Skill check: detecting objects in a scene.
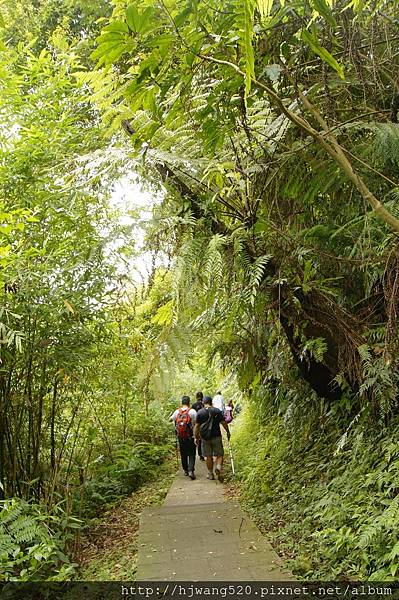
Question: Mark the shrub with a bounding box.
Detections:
[234,400,399,579]
[0,497,80,581]
[81,439,172,513]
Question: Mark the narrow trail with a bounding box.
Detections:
[136,461,292,581]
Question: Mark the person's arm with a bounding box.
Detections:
[189,409,197,436]
[194,422,200,444]
[194,411,203,444]
[221,420,230,439]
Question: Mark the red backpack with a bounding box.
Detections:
[175,408,192,439]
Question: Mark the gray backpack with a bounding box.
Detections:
[200,412,214,440]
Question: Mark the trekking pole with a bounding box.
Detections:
[227,439,235,476]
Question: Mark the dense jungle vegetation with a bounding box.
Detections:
[1,0,399,583]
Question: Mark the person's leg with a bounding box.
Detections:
[178,438,189,474]
[198,442,204,460]
[213,437,225,482]
[215,456,223,469]
[206,455,214,478]
[188,453,195,475]
[202,440,215,479]
[188,439,196,478]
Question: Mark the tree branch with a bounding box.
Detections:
[198,53,399,234]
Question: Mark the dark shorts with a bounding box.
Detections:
[202,436,224,457]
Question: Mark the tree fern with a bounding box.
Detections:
[0,531,18,560]
[0,499,24,525]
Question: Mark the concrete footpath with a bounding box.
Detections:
[136,460,292,581]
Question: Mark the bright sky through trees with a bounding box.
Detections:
[108,176,164,283]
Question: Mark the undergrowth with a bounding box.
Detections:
[234,400,399,580]
[1,411,174,582]
[0,498,80,581]
[76,459,175,580]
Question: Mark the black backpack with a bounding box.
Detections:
[200,410,214,440]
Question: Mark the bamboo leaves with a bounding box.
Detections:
[301,29,344,79]
[257,0,274,19]
[237,0,256,97]
[311,0,336,27]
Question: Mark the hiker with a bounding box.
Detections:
[191,391,205,461]
[191,390,204,412]
[224,399,234,424]
[212,390,225,415]
[171,396,197,480]
[194,396,230,482]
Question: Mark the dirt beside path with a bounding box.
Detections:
[76,462,175,580]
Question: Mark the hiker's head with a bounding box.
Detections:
[181,395,190,406]
[203,396,212,406]
[217,391,221,395]
[195,391,204,401]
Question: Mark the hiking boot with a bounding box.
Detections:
[189,471,196,480]
[216,468,224,483]
[184,471,189,476]
[207,472,215,480]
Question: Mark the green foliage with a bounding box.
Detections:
[2,0,399,583]
[235,396,399,579]
[373,124,399,171]
[237,0,256,97]
[81,416,173,514]
[0,7,176,584]
[84,0,399,423]
[301,29,344,79]
[0,498,79,581]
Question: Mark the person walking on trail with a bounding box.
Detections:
[194,396,230,482]
[224,399,234,424]
[212,391,225,415]
[191,391,205,461]
[191,390,204,414]
[171,396,197,480]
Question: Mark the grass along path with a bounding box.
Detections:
[75,461,175,580]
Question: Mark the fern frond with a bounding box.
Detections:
[8,516,41,543]
[373,123,399,170]
[358,496,399,549]
[0,500,24,525]
[235,0,256,97]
